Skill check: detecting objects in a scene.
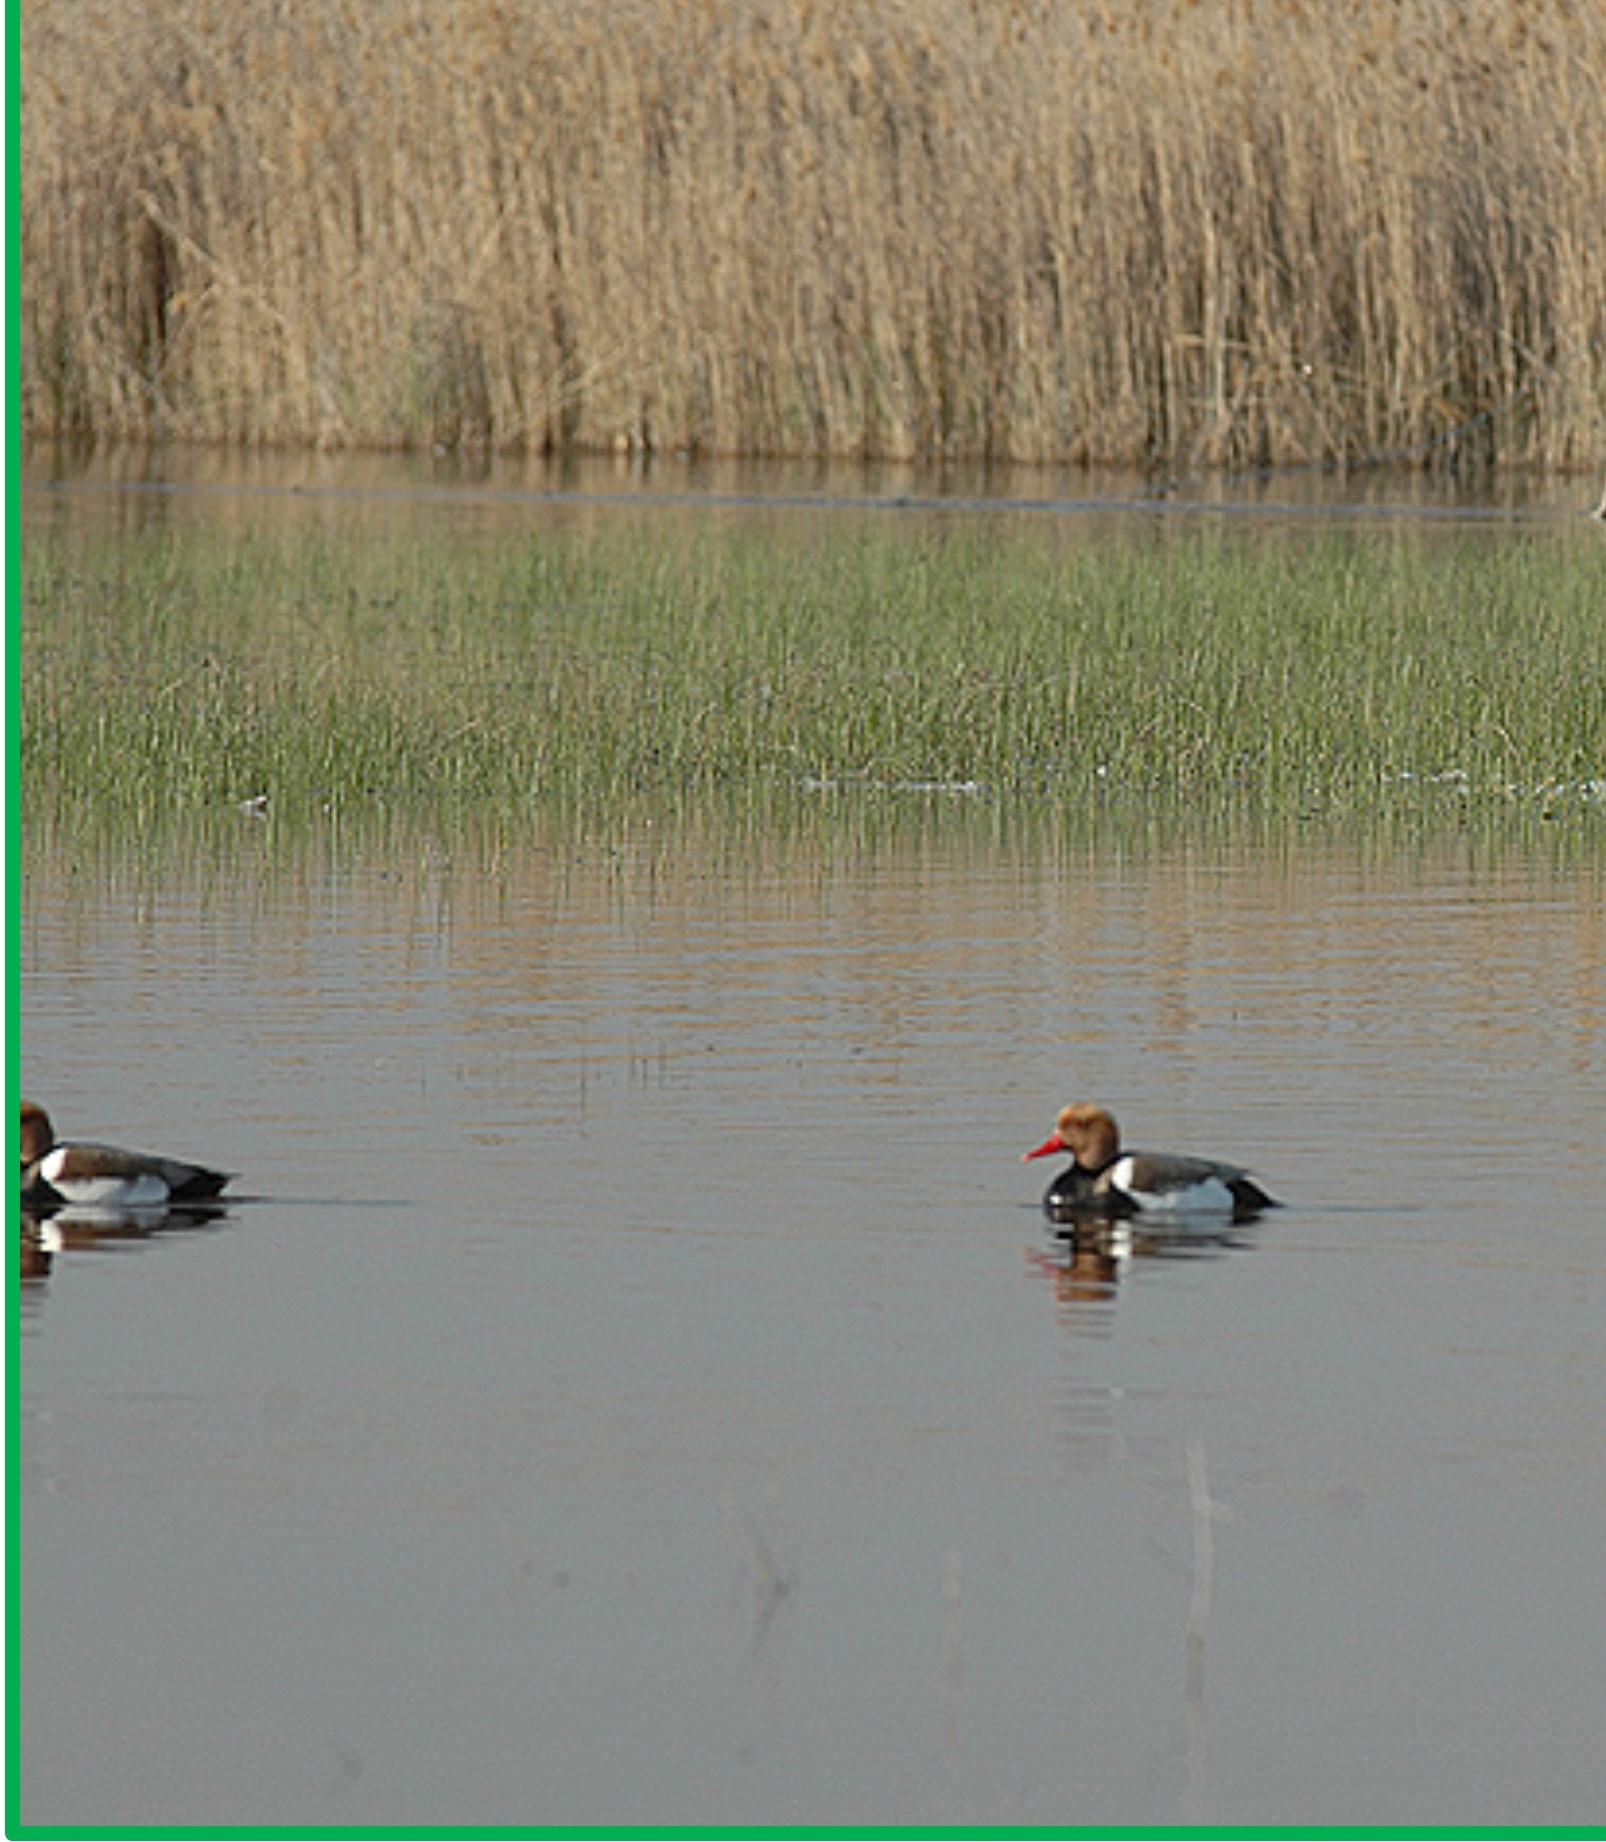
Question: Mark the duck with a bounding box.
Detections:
[19,1100,234,1214]
[1023,1102,1277,1224]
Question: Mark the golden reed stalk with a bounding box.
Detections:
[19,0,1606,467]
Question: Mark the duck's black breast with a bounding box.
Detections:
[1041,1161,1136,1224]
[20,1163,64,1211]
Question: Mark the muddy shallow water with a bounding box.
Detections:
[16,811,1606,1826]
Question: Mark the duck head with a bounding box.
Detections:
[1022,1103,1121,1172]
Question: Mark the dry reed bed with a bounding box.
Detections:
[20,0,1606,466]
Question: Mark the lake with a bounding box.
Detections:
[14,451,1606,1826]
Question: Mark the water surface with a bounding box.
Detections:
[17,814,1606,1826]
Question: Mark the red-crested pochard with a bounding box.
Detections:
[1023,1103,1277,1224]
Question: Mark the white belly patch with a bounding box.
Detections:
[1112,1157,1235,1215]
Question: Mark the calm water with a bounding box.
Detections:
[16,813,1606,1827]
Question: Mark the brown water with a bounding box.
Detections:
[16,810,1606,1826]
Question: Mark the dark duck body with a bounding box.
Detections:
[1023,1103,1277,1225]
[20,1100,233,1213]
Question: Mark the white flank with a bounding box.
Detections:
[40,1148,170,1209]
[1111,1157,1236,1215]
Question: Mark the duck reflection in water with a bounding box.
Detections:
[19,1214,60,1283]
[18,1195,231,1283]
[1029,1214,1261,1309]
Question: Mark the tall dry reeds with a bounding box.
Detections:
[19,0,1606,467]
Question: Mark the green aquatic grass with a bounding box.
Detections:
[18,519,1606,837]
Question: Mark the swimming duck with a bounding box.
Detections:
[1023,1102,1277,1224]
[19,1100,233,1213]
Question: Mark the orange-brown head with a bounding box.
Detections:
[19,1101,55,1169]
[1022,1103,1122,1172]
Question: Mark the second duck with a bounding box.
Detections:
[1023,1102,1277,1225]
